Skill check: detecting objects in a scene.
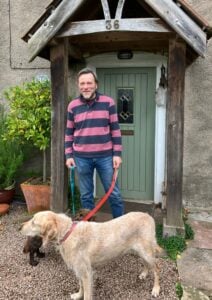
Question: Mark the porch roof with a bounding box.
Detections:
[22,0,212,62]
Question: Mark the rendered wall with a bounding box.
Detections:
[0,0,51,93]
[183,1,212,210]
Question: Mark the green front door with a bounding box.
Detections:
[97,68,156,201]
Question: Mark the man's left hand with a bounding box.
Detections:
[113,156,122,169]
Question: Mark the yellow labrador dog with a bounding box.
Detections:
[21,211,161,299]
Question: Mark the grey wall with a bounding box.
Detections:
[183,1,212,210]
[0,0,211,210]
[0,0,50,94]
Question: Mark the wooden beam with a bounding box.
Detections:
[115,0,126,19]
[100,0,111,19]
[68,43,83,60]
[28,0,86,62]
[50,39,69,213]
[57,18,172,37]
[70,31,172,43]
[164,38,186,235]
[68,32,170,57]
[143,0,207,57]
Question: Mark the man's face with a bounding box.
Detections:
[78,73,97,100]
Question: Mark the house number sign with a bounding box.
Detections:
[105,19,120,30]
[101,0,125,30]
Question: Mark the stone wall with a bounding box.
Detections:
[0,0,51,93]
[183,1,212,210]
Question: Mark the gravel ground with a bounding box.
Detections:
[0,204,179,300]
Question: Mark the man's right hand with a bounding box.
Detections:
[66,158,76,168]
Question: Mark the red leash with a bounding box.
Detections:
[82,168,118,221]
[59,168,118,244]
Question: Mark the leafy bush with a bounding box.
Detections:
[0,105,23,189]
[176,282,183,299]
[185,222,194,240]
[3,79,51,183]
[156,224,186,260]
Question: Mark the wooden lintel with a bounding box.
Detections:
[57,18,172,38]
[69,37,170,57]
[115,0,126,19]
[28,0,86,62]
[143,0,207,57]
[165,38,186,229]
[50,39,69,213]
[49,38,60,46]
[68,43,83,60]
[100,0,111,20]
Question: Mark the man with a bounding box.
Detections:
[65,67,124,218]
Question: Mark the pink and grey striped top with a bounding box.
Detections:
[65,93,122,159]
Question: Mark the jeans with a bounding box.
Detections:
[74,156,124,218]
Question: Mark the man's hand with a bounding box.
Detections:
[113,156,122,169]
[66,158,76,168]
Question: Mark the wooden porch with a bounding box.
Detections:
[22,0,211,235]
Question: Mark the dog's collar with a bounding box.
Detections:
[59,221,78,244]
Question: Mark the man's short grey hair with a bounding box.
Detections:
[77,68,98,83]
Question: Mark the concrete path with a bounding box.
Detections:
[177,211,212,300]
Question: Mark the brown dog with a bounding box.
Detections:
[23,236,45,266]
[21,211,162,298]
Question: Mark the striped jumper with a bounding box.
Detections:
[65,93,122,159]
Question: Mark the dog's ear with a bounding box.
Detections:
[41,220,57,247]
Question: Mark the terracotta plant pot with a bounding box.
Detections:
[0,188,15,204]
[21,181,50,213]
[0,203,10,215]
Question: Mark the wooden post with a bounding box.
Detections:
[163,37,186,236]
[50,39,69,212]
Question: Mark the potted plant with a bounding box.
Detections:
[0,104,24,205]
[3,78,51,213]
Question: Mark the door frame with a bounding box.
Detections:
[86,52,167,204]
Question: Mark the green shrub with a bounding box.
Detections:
[0,104,23,189]
[3,79,51,183]
[176,282,183,299]
[156,221,194,261]
[156,224,186,260]
[185,222,194,240]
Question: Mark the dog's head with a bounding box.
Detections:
[20,211,58,247]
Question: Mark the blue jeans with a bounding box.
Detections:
[74,156,124,218]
